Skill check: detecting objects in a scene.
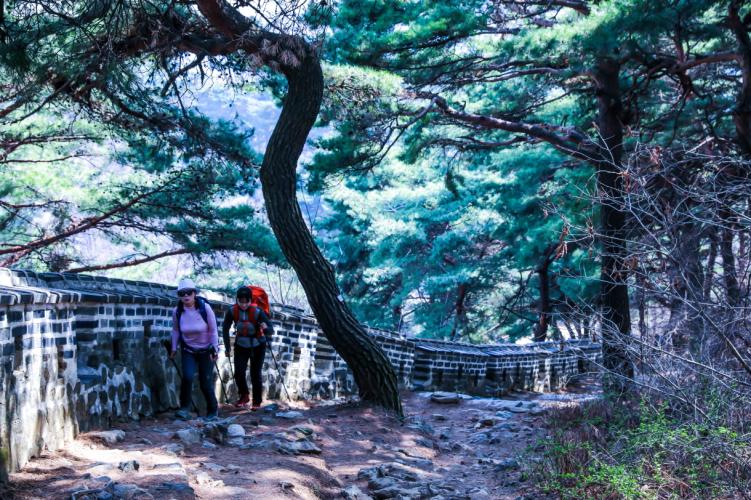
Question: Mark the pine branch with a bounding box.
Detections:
[67,248,192,273]
[423,92,602,163]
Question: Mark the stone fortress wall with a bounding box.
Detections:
[0,268,602,480]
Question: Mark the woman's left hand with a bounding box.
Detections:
[210,353,218,361]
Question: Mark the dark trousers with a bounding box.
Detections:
[180,348,218,415]
[234,342,266,405]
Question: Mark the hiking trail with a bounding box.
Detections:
[4,380,599,500]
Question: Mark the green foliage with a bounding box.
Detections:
[534,398,751,498]
[0,104,282,272]
[305,0,743,343]
[1,0,746,346]
[0,1,287,274]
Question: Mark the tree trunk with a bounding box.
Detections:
[720,221,741,307]
[729,0,751,155]
[666,222,704,351]
[637,273,647,341]
[703,229,718,302]
[726,1,750,305]
[449,283,468,341]
[260,55,402,415]
[594,58,634,382]
[534,244,556,342]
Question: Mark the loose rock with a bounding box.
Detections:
[195,471,222,486]
[466,486,491,498]
[276,411,304,419]
[175,428,201,445]
[227,437,244,447]
[415,437,433,448]
[201,462,226,473]
[508,406,528,413]
[111,482,150,499]
[226,424,245,438]
[371,485,421,499]
[496,458,519,471]
[430,392,460,404]
[479,417,495,427]
[263,403,280,413]
[241,439,274,451]
[342,485,373,499]
[279,480,295,490]
[405,420,434,435]
[89,430,126,445]
[276,439,322,455]
[151,463,183,472]
[367,477,396,491]
[154,482,194,496]
[290,425,315,436]
[160,443,184,456]
[117,460,139,473]
[87,463,116,476]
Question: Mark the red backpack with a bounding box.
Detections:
[231,285,270,338]
[245,285,270,315]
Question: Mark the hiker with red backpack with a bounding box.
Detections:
[170,278,220,421]
[222,285,274,410]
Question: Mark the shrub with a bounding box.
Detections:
[532,396,751,499]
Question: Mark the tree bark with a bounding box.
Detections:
[666,222,705,351]
[720,221,741,307]
[534,244,556,342]
[594,58,635,383]
[726,0,750,304]
[729,0,751,155]
[259,55,403,415]
[703,229,718,302]
[449,283,468,341]
[191,0,403,415]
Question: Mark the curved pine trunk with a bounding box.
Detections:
[260,56,403,415]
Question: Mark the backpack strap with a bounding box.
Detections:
[175,302,184,348]
[251,306,262,338]
[196,297,209,325]
[232,304,259,337]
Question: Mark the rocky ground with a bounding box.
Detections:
[3,380,600,499]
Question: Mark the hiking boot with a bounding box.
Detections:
[203,411,219,422]
[234,394,250,408]
[175,408,192,421]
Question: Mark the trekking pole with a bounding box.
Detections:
[268,345,292,401]
[162,340,197,412]
[227,352,236,382]
[213,357,230,404]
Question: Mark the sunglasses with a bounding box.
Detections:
[177,290,195,297]
[237,295,251,302]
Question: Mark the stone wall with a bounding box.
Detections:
[0,268,601,480]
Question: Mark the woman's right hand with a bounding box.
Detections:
[169,350,177,360]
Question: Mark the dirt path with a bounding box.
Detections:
[4,382,600,499]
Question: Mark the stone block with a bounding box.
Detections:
[8,311,23,322]
[74,320,98,330]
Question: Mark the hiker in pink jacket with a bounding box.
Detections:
[170,278,220,421]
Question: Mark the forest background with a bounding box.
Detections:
[1,0,751,497]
